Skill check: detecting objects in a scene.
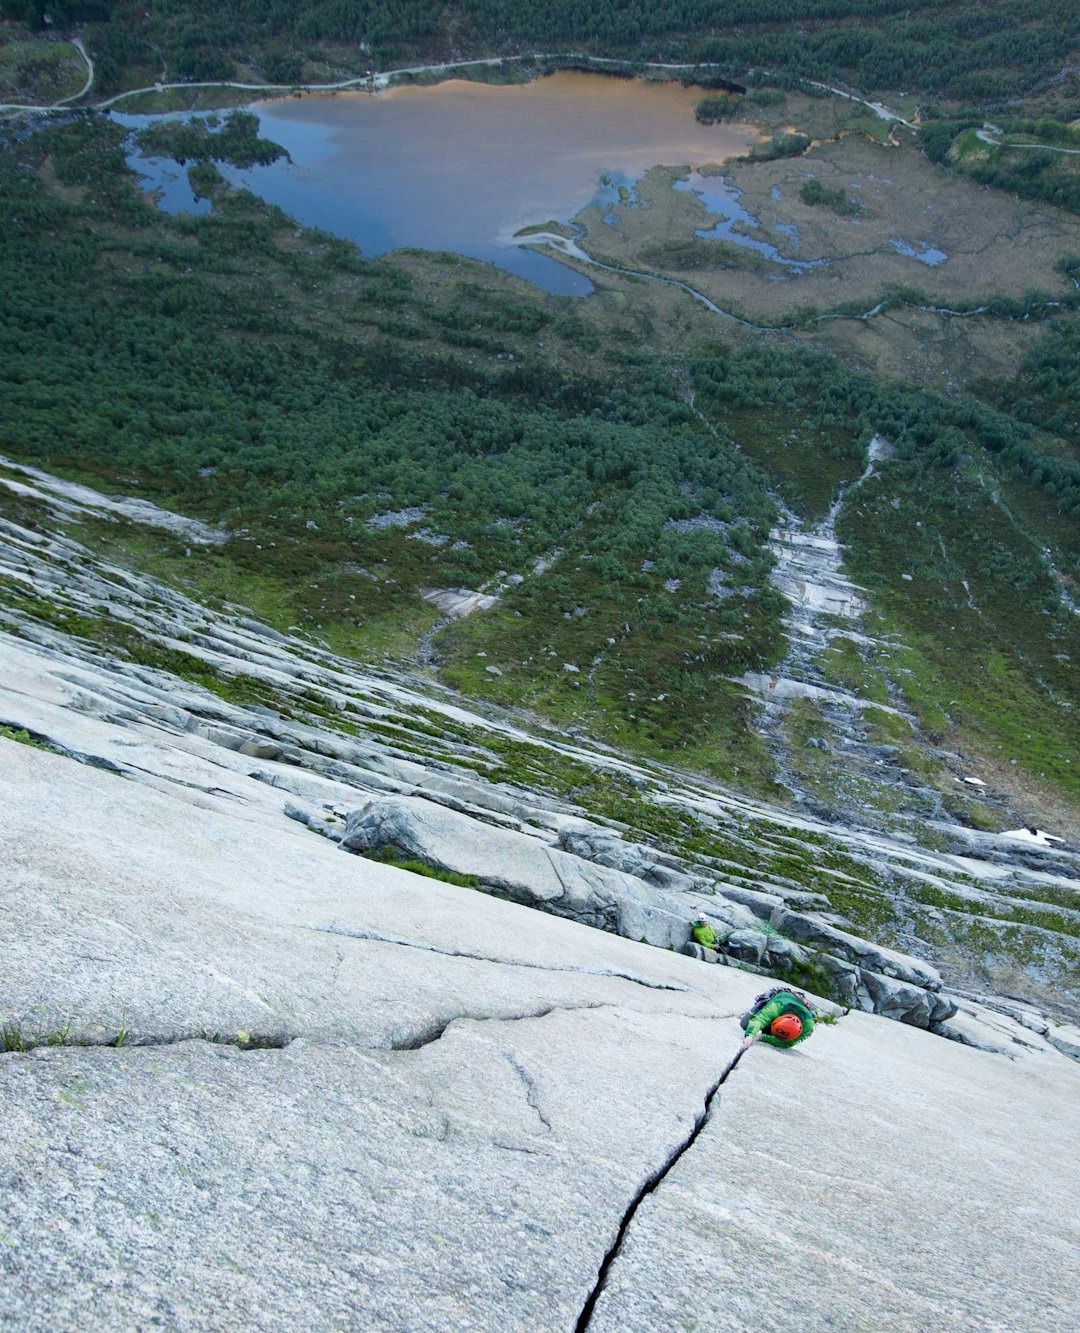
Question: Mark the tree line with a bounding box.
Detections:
[5,0,1073,102]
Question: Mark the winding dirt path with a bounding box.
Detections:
[57,37,94,106]
[1,45,914,125]
[976,127,1080,156]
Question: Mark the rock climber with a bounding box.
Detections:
[691,916,719,950]
[740,986,816,1050]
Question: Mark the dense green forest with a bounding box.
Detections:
[922,118,1080,215]
[3,0,1078,103]
[133,110,286,167]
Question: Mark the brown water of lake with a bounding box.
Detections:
[205,73,757,293]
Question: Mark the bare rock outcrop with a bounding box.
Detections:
[340,795,694,949]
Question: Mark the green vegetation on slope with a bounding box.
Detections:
[2,109,1078,814]
[0,34,86,102]
[838,456,1080,800]
[0,116,789,779]
[923,118,1080,216]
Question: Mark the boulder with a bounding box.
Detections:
[770,907,943,991]
[814,954,872,1011]
[283,801,342,842]
[722,929,768,966]
[761,935,811,970]
[239,737,283,760]
[1047,1024,1080,1063]
[681,942,721,964]
[414,771,533,821]
[860,970,939,1027]
[195,725,246,752]
[824,961,956,1028]
[929,992,959,1025]
[557,828,700,894]
[714,883,783,920]
[340,796,691,949]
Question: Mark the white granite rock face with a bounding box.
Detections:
[340,794,696,948]
[2,744,1079,1332]
[587,1012,1080,1333]
[2,478,1076,1028]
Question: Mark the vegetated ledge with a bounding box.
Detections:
[0,1024,295,1055]
[1,465,1076,1047]
[0,1000,656,1061]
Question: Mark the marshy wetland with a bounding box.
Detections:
[122,71,1080,393]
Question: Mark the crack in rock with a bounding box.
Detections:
[388,1002,612,1052]
[298,923,692,993]
[507,1053,553,1132]
[575,1043,750,1331]
[0,1030,296,1057]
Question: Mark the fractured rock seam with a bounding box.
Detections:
[0,1031,296,1057]
[507,1053,553,1132]
[2,1003,627,1062]
[387,1002,612,1052]
[299,923,693,992]
[575,1043,750,1331]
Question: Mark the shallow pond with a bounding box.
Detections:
[117,72,756,295]
[675,172,824,275]
[889,238,948,266]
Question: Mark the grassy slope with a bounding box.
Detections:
[0,36,84,103]
[1,107,1078,823]
[839,456,1080,811]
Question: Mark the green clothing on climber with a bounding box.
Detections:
[743,990,816,1048]
[691,920,719,950]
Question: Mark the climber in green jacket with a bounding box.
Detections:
[740,987,816,1050]
[691,916,719,950]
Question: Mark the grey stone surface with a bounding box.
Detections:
[935,996,1060,1057]
[1047,1023,1080,1062]
[588,1013,1080,1333]
[1,745,730,1052]
[0,1011,727,1333]
[0,743,757,1331]
[4,744,1076,1333]
[340,795,693,949]
[0,544,1076,1333]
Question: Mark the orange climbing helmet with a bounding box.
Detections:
[770,1014,804,1042]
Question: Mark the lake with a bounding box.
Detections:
[118,72,757,294]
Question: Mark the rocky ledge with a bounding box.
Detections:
[1,463,1077,1045]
